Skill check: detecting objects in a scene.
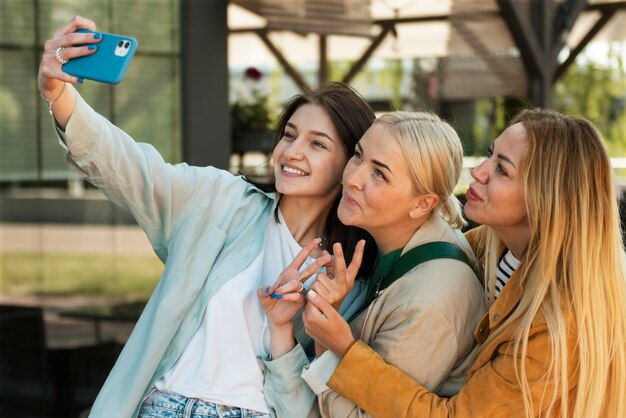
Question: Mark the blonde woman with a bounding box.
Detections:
[259,112,487,417]
[306,109,626,418]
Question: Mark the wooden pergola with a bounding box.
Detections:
[180,0,626,168]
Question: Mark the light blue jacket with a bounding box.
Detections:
[58,94,278,418]
[57,93,367,418]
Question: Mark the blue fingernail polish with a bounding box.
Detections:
[276,295,283,300]
[77,77,84,83]
[88,44,97,50]
[94,33,101,39]
[270,292,276,298]
[265,287,270,294]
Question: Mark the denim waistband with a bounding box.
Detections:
[139,390,270,418]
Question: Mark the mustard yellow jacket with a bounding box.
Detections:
[327,226,579,418]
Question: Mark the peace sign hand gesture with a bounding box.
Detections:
[257,238,332,329]
[309,240,365,311]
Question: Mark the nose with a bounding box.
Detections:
[343,159,364,191]
[283,138,305,160]
[470,160,489,184]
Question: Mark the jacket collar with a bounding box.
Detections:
[401,214,455,255]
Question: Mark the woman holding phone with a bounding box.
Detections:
[305,109,626,418]
[38,16,376,418]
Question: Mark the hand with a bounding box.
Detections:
[258,238,332,330]
[303,290,355,358]
[38,16,101,99]
[309,240,364,311]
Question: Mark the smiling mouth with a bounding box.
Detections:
[281,165,309,176]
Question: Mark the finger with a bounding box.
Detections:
[308,290,341,320]
[53,16,97,38]
[273,293,305,303]
[257,286,278,313]
[296,252,332,283]
[345,240,365,287]
[322,250,336,277]
[39,57,84,85]
[257,285,273,298]
[309,279,331,298]
[55,43,99,64]
[302,299,321,325]
[274,280,304,296]
[332,243,348,283]
[288,238,322,271]
[311,272,335,291]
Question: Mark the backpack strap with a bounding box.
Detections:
[350,241,475,323]
[379,241,474,294]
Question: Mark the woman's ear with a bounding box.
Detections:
[409,194,439,220]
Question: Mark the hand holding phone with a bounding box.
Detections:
[62,29,137,84]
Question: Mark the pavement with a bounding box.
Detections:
[0,223,153,255]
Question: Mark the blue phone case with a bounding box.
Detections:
[62,29,137,84]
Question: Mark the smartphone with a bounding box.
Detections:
[62,29,138,84]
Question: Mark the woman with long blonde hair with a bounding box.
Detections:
[304,108,626,417]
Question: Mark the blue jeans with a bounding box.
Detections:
[138,390,271,418]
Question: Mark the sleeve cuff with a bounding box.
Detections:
[263,343,310,390]
[301,350,341,395]
[327,340,373,391]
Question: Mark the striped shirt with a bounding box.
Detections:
[495,250,520,299]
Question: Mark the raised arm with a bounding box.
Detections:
[37,17,239,253]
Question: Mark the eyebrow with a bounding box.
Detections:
[497,153,516,168]
[357,143,393,174]
[490,142,516,168]
[286,122,334,142]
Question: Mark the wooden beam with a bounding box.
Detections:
[497,0,546,79]
[550,0,587,63]
[452,19,515,84]
[256,31,312,93]
[342,25,392,84]
[586,1,626,12]
[554,10,617,81]
[319,34,328,85]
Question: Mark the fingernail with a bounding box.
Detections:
[270,292,276,298]
[309,290,317,298]
[275,295,283,300]
[88,44,97,50]
[77,77,84,83]
[94,33,101,39]
[265,287,270,294]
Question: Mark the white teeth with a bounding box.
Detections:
[282,166,308,176]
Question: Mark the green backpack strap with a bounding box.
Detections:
[376,241,474,297]
[350,241,475,323]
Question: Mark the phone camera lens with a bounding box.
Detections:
[124,41,130,49]
[118,41,124,47]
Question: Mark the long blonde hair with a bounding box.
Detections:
[375,111,465,228]
[480,109,626,417]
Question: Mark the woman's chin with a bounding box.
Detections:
[338,206,359,227]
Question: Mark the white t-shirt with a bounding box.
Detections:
[155,210,316,412]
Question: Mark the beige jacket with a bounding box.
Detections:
[262,214,487,418]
